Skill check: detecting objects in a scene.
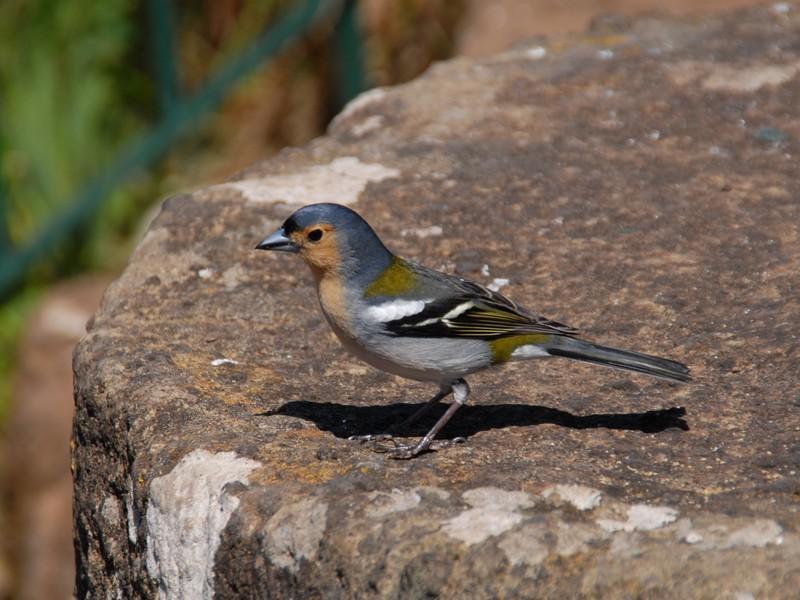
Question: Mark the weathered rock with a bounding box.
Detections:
[74,3,800,598]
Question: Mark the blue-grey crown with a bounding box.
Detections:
[282,203,368,236]
[283,203,393,281]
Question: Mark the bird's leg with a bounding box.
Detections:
[383,379,469,460]
[348,384,452,445]
[390,383,453,433]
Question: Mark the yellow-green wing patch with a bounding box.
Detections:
[489,334,551,363]
[364,257,417,297]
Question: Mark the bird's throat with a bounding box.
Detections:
[315,269,351,331]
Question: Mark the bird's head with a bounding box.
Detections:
[256,203,392,279]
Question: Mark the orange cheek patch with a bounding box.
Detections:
[298,227,341,272]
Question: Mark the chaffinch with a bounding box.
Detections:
[256,203,690,459]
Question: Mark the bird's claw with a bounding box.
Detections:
[430,437,466,450]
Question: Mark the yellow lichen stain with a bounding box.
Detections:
[546,39,572,55]
[586,34,630,48]
[255,456,350,485]
[171,351,280,406]
[242,429,357,485]
[699,486,727,497]
[291,428,327,441]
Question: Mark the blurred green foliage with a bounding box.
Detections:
[0,0,466,419]
[0,0,159,272]
[0,0,156,416]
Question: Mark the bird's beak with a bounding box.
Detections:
[255,228,299,253]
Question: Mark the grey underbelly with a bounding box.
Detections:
[328,319,491,383]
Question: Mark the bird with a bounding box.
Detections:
[256,202,690,459]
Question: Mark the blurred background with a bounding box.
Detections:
[0,0,763,597]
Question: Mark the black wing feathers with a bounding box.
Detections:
[382,274,578,340]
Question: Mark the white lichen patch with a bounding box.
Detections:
[401,225,443,238]
[145,450,260,599]
[498,524,549,566]
[525,46,547,60]
[555,522,600,557]
[221,264,247,289]
[722,519,783,549]
[668,59,800,92]
[101,495,122,525]
[333,87,388,124]
[127,478,138,544]
[443,487,534,545]
[351,114,384,138]
[703,64,800,92]
[487,278,509,292]
[702,62,799,92]
[609,532,643,558]
[627,504,679,530]
[597,504,678,533]
[542,484,602,511]
[265,497,328,573]
[211,358,239,366]
[684,531,704,545]
[365,489,421,519]
[223,157,400,206]
[415,486,451,501]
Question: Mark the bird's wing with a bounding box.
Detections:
[378,262,579,339]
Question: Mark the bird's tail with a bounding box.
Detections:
[546,337,691,383]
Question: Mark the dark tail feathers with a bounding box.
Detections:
[546,337,691,383]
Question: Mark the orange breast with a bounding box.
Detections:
[316,271,350,331]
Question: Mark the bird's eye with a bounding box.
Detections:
[307,229,323,242]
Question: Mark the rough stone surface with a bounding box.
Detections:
[74,3,800,598]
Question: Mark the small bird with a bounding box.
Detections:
[256,203,690,459]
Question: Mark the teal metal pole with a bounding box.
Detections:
[147,0,180,116]
[0,168,10,255]
[0,136,9,254]
[331,0,368,110]
[0,0,338,300]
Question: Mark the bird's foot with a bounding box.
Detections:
[361,436,466,459]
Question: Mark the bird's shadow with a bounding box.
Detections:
[257,398,688,440]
